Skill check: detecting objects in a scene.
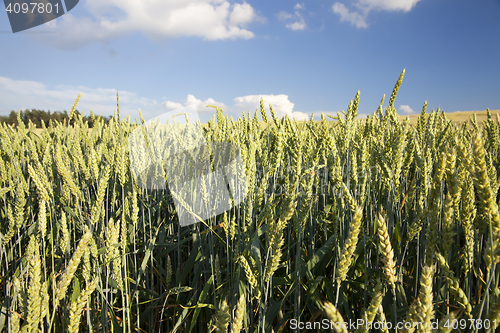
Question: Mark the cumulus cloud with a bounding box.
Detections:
[399,105,415,114]
[332,0,421,28]
[232,94,309,121]
[161,101,183,110]
[276,11,293,21]
[161,94,310,120]
[358,0,421,12]
[286,20,306,31]
[161,94,228,113]
[294,3,304,10]
[0,77,310,123]
[277,3,307,31]
[229,2,260,26]
[28,0,264,50]
[332,3,368,28]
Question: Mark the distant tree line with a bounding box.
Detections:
[0,109,113,128]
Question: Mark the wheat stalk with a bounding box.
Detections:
[337,207,363,283]
[435,252,472,318]
[55,231,92,307]
[213,299,231,333]
[416,265,435,333]
[230,293,246,333]
[67,278,97,333]
[376,213,397,289]
[323,302,348,333]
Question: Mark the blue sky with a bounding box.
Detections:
[1,0,499,123]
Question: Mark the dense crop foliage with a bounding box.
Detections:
[1,71,499,332]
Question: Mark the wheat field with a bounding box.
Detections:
[0,70,499,332]
[398,110,500,126]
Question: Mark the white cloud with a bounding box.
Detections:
[357,0,421,12]
[232,94,309,121]
[162,94,228,113]
[332,0,420,28]
[29,0,264,50]
[0,77,310,123]
[399,105,415,114]
[161,101,184,110]
[286,20,306,31]
[332,3,368,28]
[162,94,309,120]
[294,3,304,10]
[229,2,258,26]
[276,11,293,21]
[278,4,307,31]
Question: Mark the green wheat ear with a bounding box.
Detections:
[323,302,348,333]
[388,68,405,110]
[213,299,231,333]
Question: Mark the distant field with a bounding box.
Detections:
[276,109,500,127]
[398,109,500,125]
